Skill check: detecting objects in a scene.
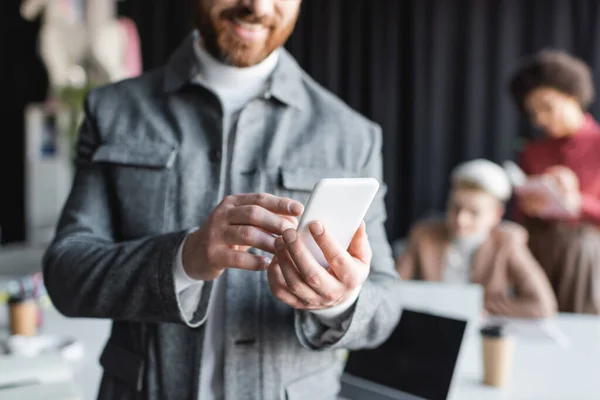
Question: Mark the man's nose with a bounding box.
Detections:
[242,0,275,16]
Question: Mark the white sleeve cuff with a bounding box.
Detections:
[173,232,203,291]
[173,231,205,322]
[309,285,362,324]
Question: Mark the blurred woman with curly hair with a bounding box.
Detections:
[509,49,600,314]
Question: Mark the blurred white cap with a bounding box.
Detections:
[451,159,512,202]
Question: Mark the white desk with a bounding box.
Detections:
[33,312,596,400]
[452,314,600,400]
[2,248,600,400]
[0,279,111,400]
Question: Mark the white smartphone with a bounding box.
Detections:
[297,178,380,267]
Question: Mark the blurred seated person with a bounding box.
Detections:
[397,159,557,318]
[509,50,600,314]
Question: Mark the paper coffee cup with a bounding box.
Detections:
[481,325,513,387]
[8,297,38,337]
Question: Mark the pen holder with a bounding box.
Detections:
[8,295,39,337]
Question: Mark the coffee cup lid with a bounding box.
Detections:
[480,324,506,337]
[7,292,35,305]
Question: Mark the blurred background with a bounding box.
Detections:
[4,0,600,244]
[2,1,600,399]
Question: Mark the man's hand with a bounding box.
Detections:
[182,193,304,281]
[484,296,511,316]
[267,220,371,310]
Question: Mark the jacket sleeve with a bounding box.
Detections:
[294,124,403,350]
[43,92,212,325]
[485,238,557,318]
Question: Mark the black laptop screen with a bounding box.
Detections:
[344,309,467,400]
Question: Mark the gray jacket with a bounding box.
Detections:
[44,33,403,400]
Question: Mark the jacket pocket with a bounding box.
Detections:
[284,365,342,400]
[92,142,176,169]
[99,340,145,391]
[275,166,356,205]
[92,142,177,238]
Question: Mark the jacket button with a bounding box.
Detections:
[209,149,222,163]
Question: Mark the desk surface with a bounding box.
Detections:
[2,254,600,400]
[0,292,111,399]
[12,309,600,400]
[452,313,600,400]
[0,246,111,399]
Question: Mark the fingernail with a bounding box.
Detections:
[309,221,324,236]
[289,202,304,215]
[283,229,297,244]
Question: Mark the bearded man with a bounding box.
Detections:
[43,1,403,399]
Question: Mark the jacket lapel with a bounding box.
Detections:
[420,222,450,281]
[419,222,496,284]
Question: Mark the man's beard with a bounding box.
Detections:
[197,4,298,67]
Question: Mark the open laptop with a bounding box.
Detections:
[339,372,427,400]
[344,281,483,400]
[395,281,483,334]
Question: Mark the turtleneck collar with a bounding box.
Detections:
[193,39,279,92]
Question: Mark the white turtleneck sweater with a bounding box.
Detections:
[172,41,360,400]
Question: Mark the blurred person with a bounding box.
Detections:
[509,50,600,314]
[41,1,402,399]
[397,159,557,318]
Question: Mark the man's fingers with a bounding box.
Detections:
[307,222,360,287]
[217,249,270,271]
[280,230,339,298]
[267,262,307,308]
[226,193,304,216]
[485,298,510,315]
[274,238,320,304]
[222,226,277,253]
[347,221,372,263]
[309,221,370,289]
[280,215,299,229]
[227,205,297,235]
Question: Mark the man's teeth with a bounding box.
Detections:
[234,18,265,31]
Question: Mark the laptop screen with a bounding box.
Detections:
[344,309,467,400]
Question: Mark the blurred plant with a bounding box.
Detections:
[54,83,94,161]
